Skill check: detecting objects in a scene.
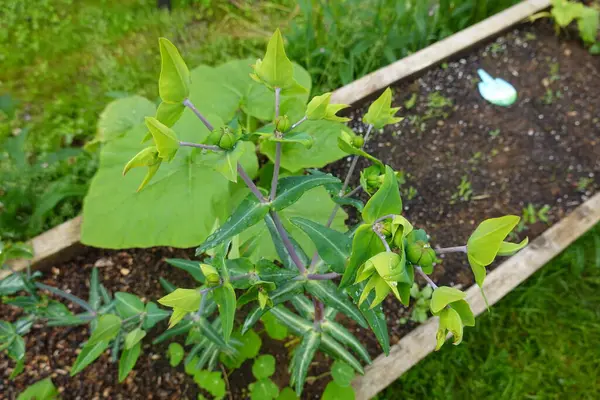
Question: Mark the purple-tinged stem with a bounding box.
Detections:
[373,227,392,253]
[435,245,467,254]
[307,273,341,281]
[269,88,283,201]
[179,141,222,151]
[183,99,213,131]
[374,214,397,224]
[416,266,438,289]
[237,163,266,203]
[270,211,306,274]
[289,115,307,131]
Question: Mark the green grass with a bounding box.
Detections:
[377,225,600,400]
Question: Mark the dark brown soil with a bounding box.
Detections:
[2,21,599,399]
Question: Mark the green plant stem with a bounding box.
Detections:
[183,99,214,131]
[270,211,307,274]
[373,226,392,253]
[435,245,467,254]
[179,141,222,152]
[416,266,438,289]
[289,115,307,131]
[307,273,341,280]
[313,296,325,328]
[121,312,144,325]
[270,88,283,201]
[237,163,266,203]
[344,185,362,198]
[229,273,251,282]
[35,282,96,315]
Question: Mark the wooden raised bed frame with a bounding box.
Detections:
[8,1,600,399]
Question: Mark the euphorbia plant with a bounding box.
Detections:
[0,29,528,397]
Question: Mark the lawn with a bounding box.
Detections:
[378,224,600,400]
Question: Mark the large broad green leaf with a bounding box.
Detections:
[213,283,236,343]
[260,120,349,172]
[82,121,258,248]
[118,342,141,382]
[362,166,402,224]
[291,217,350,273]
[253,354,276,379]
[240,187,347,263]
[290,331,321,396]
[90,95,156,148]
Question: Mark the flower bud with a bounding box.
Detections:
[406,241,436,273]
[352,135,364,148]
[275,115,290,132]
[218,127,237,150]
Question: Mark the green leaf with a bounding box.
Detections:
[497,237,529,256]
[7,335,25,362]
[363,88,402,129]
[263,214,309,270]
[321,320,371,364]
[347,282,390,355]
[305,280,367,328]
[152,320,193,344]
[323,381,356,400]
[125,328,146,350]
[118,342,141,383]
[167,342,184,367]
[260,120,349,172]
[81,110,258,249]
[340,224,386,288]
[253,354,276,379]
[450,300,475,327]
[362,166,402,224]
[195,317,231,350]
[158,288,201,312]
[17,377,59,400]
[250,378,280,400]
[165,258,205,283]
[277,387,299,400]
[252,29,296,89]
[551,0,584,27]
[196,194,270,255]
[220,328,262,368]
[337,131,383,168]
[306,92,331,120]
[143,302,170,330]
[291,217,350,273]
[195,370,226,398]
[145,117,178,162]
[436,307,464,349]
[0,274,29,296]
[267,131,313,149]
[268,306,313,336]
[261,312,289,340]
[467,215,520,285]
[331,360,355,387]
[291,331,321,396]
[590,42,600,54]
[156,101,186,127]
[272,174,340,211]
[115,292,144,319]
[578,7,600,44]
[88,95,156,149]
[213,142,245,182]
[430,286,466,313]
[320,333,364,374]
[158,37,190,103]
[241,186,347,265]
[70,340,109,376]
[213,283,236,342]
[88,314,121,346]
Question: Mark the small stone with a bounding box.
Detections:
[120,268,130,276]
[51,267,60,275]
[564,48,572,56]
[94,258,114,268]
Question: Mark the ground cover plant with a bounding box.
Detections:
[0,30,530,398]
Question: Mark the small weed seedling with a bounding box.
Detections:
[400,283,434,324]
[517,203,551,232]
[489,129,501,138]
[451,176,473,204]
[542,88,563,105]
[576,177,594,192]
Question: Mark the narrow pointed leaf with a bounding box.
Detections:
[305,280,367,328]
[291,331,321,395]
[88,314,121,346]
[115,292,144,319]
[89,268,101,311]
[272,174,340,211]
[70,341,109,376]
[213,283,236,343]
[165,258,205,283]
[348,282,390,355]
[321,320,371,364]
[264,214,309,270]
[269,305,312,335]
[196,195,270,255]
[118,342,141,382]
[291,217,350,273]
[125,328,146,350]
[362,166,402,224]
[496,237,528,256]
[152,320,193,344]
[320,333,364,374]
[268,132,313,149]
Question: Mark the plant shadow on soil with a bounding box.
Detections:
[1,20,599,399]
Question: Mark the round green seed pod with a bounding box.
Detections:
[219,130,237,150]
[352,135,364,148]
[275,115,290,132]
[205,129,222,146]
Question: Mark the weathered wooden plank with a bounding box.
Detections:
[353,192,600,400]
[2,216,83,280]
[331,0,551,105]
